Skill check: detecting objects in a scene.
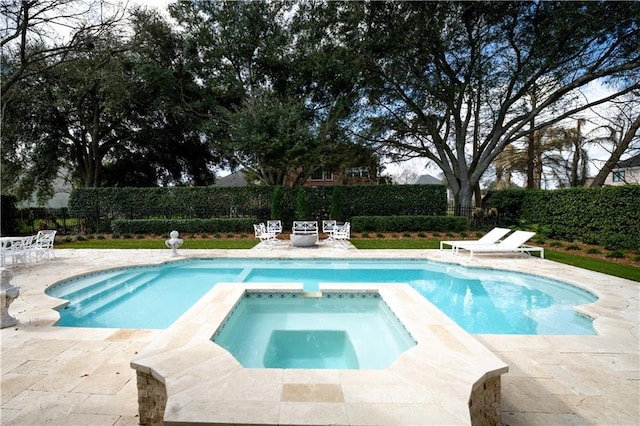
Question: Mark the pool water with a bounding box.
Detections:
[45,258,597,335]
[213,292,416,369]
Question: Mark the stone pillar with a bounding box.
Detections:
[0,268,19,328]
[469,375,502,426]
[136,370,167,425]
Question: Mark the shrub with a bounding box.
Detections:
[566,243,581,250]
[351,215,467,233]
[271,186,284,220]
[295,187,310,220]
[485,186,640,250]
[330,187,344,221]
[586,248,601,255]
[111,218,257,235]
[606,250,625,259]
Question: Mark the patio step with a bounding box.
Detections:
[65,272,160,317]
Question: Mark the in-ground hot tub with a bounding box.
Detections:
[131,283,508,425]
[212,292,416,369]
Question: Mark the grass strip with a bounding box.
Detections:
[350,239,439,249]
[545,250,640,282]
[56,239,257,249]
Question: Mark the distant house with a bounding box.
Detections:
[604,154,640,186]
[213,170,251,187]
[412,174,443,185]
[214,167,376,187]
[302,166,377,187]
[411,174,453,203]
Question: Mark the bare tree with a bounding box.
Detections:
[588,93,640,187]
[0,0,125,96]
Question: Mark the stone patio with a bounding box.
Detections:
[1,245,638,425]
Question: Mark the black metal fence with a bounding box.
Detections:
[15,208,72,235]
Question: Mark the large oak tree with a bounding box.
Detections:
[336,1,640,208]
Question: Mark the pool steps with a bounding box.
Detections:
[48,270,126,298]
[56,271,160,316]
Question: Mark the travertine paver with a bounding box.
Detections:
[1,245,639,425]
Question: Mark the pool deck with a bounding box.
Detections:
[1,242,638,425]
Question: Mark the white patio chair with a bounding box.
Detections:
[332,222,351,248]
[33,229,57,262]
[7,235,36,266]
[322,220,337,240]
[254,223,278,247]
[266,220,282,236]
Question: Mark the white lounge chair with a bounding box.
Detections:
[455,230,544,258]
[440,227,511,253]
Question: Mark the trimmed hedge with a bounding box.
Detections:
[351,215,467,233]
[69,185,447,233]
[484,186,640,250]
[111,218,257,235]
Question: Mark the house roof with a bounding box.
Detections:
[412,174,443,185]
[615,154,640,169]
[214,170,248,187]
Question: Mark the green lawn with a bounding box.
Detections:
[54,237,639,282]
[545,250,640,282]
[56,239,257,249]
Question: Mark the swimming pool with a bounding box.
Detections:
[45,258,597,334]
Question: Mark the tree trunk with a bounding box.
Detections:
[526,94,537,189]
[590,114,640,187]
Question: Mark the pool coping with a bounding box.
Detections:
[131,282,508,425]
